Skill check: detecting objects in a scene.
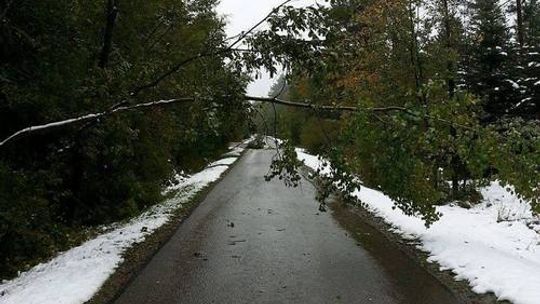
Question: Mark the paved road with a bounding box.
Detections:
[115,149,458,304]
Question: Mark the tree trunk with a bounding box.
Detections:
[407,1,423,102]
[441,0,460,198]
[516,0,524,47]
[98,0,119,68]
[450,126,459,197]
[442,0,455,99]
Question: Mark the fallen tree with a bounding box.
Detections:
[0,94,478,148]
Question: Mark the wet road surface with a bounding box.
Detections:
[114,149,459,304]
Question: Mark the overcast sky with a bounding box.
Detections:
[216,0,318,96]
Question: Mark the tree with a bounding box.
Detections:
[513,0,540,118]
[523,0,540,45]
[465,0,517,121]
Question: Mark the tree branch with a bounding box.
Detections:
[0,94,476,148]
[0,98,194,147]
[245,95,408,113]
[129,0,294,97]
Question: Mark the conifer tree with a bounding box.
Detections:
[465,0,517,121]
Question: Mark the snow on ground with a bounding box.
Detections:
[0,143,249,304]
[297,148,540,304]
[263,136,283,148]
[212,157,238,166]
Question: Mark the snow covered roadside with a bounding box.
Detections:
[0,144,248,304]
[296,148,540,304]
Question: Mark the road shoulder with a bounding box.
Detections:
[329,200,506,304]
[299,161,506,304]
[86,148,248,304]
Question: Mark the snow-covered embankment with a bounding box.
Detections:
[297,148,540,304]
[0,144,247,304]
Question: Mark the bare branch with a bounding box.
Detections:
[246,95,408,113]
[225,0,293,49]
[1,0,13,20]
[0,94,476,148]
[0,98,194,147]
[205,164,230,169]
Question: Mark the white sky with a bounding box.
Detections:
[216,0,318,96]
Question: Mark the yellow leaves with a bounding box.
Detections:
[334,69,380,93]
[353,0,409,32]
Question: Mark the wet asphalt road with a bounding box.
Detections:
[114,149,459,304]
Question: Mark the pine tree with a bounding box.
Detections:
[514,0,540,118]
[465,0,518,121]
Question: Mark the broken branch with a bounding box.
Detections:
[0,94,474,148]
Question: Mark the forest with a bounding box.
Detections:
[1,0,539,283]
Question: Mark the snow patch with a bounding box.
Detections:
[505,79,520,89]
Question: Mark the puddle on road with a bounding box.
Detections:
[331,201,461,304]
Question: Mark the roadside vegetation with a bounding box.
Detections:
[254,0,539,224]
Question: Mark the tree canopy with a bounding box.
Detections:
[249,0,539,223]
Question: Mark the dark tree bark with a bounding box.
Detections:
[516,0,524,47]
[407,2,422,102]
[442,0,456,100]
[98,0,119,68]
[441,0,460,197]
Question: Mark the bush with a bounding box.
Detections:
[0,164,69,277]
